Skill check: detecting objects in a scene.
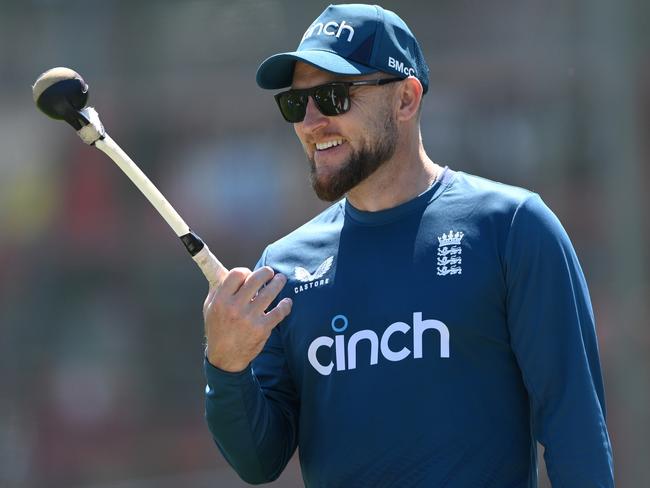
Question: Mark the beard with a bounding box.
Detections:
[308,111,398,202]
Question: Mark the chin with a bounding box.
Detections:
[313,164,343,183]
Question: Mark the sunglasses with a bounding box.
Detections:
[274,77,404,123]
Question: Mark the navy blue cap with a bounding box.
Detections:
[256,4,429,94]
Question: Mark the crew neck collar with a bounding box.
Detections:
[344,166,453,225]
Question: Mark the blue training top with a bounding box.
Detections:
[204,168,614,487]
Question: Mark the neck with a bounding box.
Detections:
[346,130,439,212]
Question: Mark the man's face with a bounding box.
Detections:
[291,62,399,202]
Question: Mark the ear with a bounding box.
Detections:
[395,76,423,122]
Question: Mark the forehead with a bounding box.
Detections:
[291,61,378,89]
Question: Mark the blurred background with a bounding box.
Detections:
[0,0,648,486]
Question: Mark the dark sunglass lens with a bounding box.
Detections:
[278,91,307,122]
[314,84,350,116]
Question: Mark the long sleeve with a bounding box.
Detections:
[204,250,299,484]
[504,194,614,486]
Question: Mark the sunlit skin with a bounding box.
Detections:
[292,61,441,211]
[203,64,441,373]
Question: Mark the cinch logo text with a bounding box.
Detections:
[307,312,450,376]
[302,20,355,42]
[388,56,416,76]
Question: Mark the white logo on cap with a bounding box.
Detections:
[388,56,416,76]
[302,20,355,42]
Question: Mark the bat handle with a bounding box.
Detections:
[193,245,228,288]
[180,232,228,288]
[91,130,229,288]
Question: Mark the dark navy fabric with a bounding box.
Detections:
[205,168,614,487]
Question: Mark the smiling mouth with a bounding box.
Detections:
[315,138,345,151]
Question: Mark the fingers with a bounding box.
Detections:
[203,268,248,316]
[238,266,276,302]
[205,265,291,322]
[202,265,293,372]
[250,272,288,312]
[217,267,254,296]
[262,298,293,329]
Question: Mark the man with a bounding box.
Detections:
[202,4,614,487]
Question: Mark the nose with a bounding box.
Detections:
[300,96,328,131]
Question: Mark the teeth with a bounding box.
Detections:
[316,139,344,151]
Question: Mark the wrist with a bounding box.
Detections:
[206,350,250,373]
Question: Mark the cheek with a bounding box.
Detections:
[369,106,395,138]
[294,126,310,150]
[350,120,378,149]
[352,99,393,141]
[293,124,303,141]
